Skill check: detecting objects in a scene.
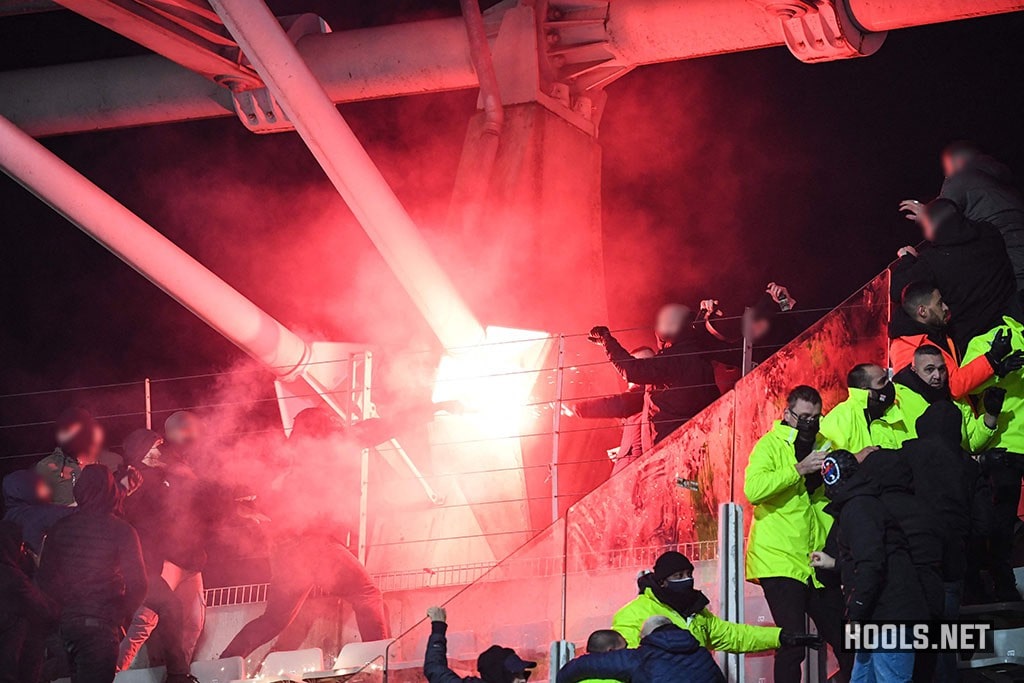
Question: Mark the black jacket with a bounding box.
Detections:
[890,202,1016,353]
[941,155,1024,288]
[2,469,73,555]
[825,467,929,622]
[557,626,725,683]
[603,333,720,443]
[0,521,57,633]
[36,465,147,625]
[855,451,945,617]
[424,621,513,683]
[898,403,974,582]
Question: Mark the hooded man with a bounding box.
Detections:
[820,364,912,453]
[220,407,388,664]
[892,198,1017,353]
[2,469,73,556]
[744,385,852,683]
[962,315,1024,601]
[611,551,816,653]
[0,520,58,683]
[35,408,123,506]
[902,142,1024,289]
[889,282,1022,399]
[115,429,201,680]
[424,606,536,683]
[822,450,928,683]
[37,464,147,683]
[556,616,724,683]
[588,304,720,446]
[892,344,1002,452]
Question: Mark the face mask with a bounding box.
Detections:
[794,415,820,438]
[664,577,695,594]
[867,380,896,418]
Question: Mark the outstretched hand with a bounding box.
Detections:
[587,326,611,345]
[426,606,447,624]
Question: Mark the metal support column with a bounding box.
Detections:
[718,502,746,683]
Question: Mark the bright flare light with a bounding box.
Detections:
[432,326,552,437]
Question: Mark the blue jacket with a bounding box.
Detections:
[557,626,725,683]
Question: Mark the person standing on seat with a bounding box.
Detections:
[744,386,852,683]
[611,551,818,654]
[424,606,536,683]
[587,304,720,446]
[37,465,148,683]
[902,141,1024,290]
[820,364,912,452]
[556,616,725,683]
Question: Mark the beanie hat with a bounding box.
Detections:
[653,551,695,582]
[822,450,859,499]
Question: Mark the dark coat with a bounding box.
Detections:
[0,521,57,631]
[941,154,1024,288]
[1,470,73,554]
[557,626,725,683]
[574,386,646,457]
[890,201,1016,353]
[825,468,930,622]
[424,622,526,683]
[603,333,720,443]
[855,451,945,617]
[36,465,147,625]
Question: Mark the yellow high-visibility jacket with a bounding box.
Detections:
[893,382,995,453]
[612,588,781,652]
[819,387,913,453]
[744,421,832,586]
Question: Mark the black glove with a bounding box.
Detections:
[984,387,1007,416]
[778,630,824,650]
[988,329,1013,363]
[991,350,1024,378]
[587,326,611,345]
[978,448,1009,474]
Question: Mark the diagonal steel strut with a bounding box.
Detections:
[210,0,485,353]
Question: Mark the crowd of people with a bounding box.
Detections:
[2,141,1023,683]
[421,141,1024,683]
[0,406,388,683]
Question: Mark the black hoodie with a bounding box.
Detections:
[825,462,929,622]
[36,465,147,625]
[0,520,57,631]
[941,154,1024,288]
[890,199,1016,353]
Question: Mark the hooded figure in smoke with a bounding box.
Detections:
[219,406,388,664]
[588,304,720,445]
[37,465,148,683]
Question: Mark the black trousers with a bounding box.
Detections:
[988,457,1023,600]
[61,617,121,683]
[760,576,853,683]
